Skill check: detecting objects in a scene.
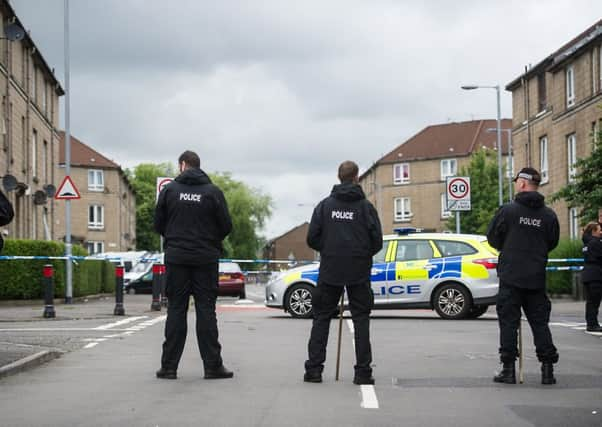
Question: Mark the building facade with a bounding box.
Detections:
[359,119,511,234]
[54,133,136,254]
[263,222,317,264]
[0,0,64,242]
[506,19,602,238]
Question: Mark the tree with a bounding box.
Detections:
[126,163,176,251]
[445,148,508,234]
[127,164,272,258]
[552,126,602,224]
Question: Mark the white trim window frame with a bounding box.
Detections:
[440,158,457,181]
[599,44,602,93]
[88,169,104,192]
[569,207,579,240]
[31,129,38,178]
[86,241,104,255]
[567,133,577,183]
[566,65,575,108]
[440,193,452,219]
[539,136,549,184]
[394,197,412,222]
[88,204,104,230]
[393,163,410,185]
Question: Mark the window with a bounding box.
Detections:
[373,242,388,264]
[42,141,48,182]
[539,136,549,184]
[567,133,577,182]
[566,65,575,108]
[88,169,104,191]
[88,205,104,230]
[394,197,412,221]
[537,73,547,112]
[41,80,47,114]
[395,240,433,261]
[569,208,579,240]
[393,163,410,184]
[86,241,105,255]
[440,158,457,180]
[32,66,37,102]
[592,50,597,95]
[31,129,38,178]
[600,44,602,93]
[440,193,452,219]
[434,240,477,257]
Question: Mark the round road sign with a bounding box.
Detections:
[447,177,470,200]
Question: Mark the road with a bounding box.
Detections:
[0,284,601,427]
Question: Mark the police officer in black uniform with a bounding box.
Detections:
[154,150,233,380]
[304,160,383,385]
[0,188,14,253]
[487,167,559,385]
[580,222,602,332]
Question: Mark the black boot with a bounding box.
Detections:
[493,362,516,384]
[156,367,177,379]
[204,365,234,379]
[541,363,556,385]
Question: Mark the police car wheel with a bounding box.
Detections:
[433,283,471,320]
[286,283,314,319]
[127,287,136,295]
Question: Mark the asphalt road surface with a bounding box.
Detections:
[0,284,601,427]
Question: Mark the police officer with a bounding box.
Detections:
[154,150,233,380]
[487,167,559,385]
[304,160,383,385]
[580,222,602,332]
[0,188,14,252]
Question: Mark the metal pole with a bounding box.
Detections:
[64,0,73,303]
[455,210,460,234]
[507,130,513,202]
[518,319,524,384]
[496,86,503,207]
[335,291,344,381]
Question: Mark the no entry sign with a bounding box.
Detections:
[446,176,471,211]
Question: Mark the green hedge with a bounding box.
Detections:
[0,240,115,300]
[547,238,584,295]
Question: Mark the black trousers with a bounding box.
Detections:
[160,263,223,371]
[496,282,558,364]
[305,281,374,377]
[583,282,602,328]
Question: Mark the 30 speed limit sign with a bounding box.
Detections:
[446,176,471,211]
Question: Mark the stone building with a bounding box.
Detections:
[263,222,317,265]
[506,19,602,238]
[0,0,64,241]
[359,119,511,234]
[54,132,136,254]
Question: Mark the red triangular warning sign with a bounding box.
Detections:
[55,176,81,200]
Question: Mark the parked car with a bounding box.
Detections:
[265,229,499,320]
[125,261,246,299]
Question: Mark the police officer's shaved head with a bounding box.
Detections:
[178,151,201,169]
[338,161,359,183]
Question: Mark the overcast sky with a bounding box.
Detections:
[12,0,602,239]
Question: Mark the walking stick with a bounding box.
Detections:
[335,291,345,381]
[518,315,524,384]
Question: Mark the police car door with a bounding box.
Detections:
[369,240,390,303]
[387,239,434,303]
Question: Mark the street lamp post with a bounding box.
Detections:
[461,85,503,207]
[487,128,513,202]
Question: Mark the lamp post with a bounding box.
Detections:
[461,85,503,207]
[487,128,513,202]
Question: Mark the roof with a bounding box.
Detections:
[506,18,602,90]
[267,222,309,244]
[360,119,512,180]
[58,132,119,168]
[1,0,64,95]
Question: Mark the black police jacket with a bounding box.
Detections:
[486,191,559,290]
[307,182,383,286]
[581,233,602,286]
[154,168,232,265]
[0,189,14,252]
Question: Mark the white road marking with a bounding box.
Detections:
[360,385,379,409]
[218,304,265,308]
[83,342,98,349]
[94,316,148,330]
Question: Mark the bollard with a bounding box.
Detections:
[42,264,56,318]
[151,264,163,311]
[114,266,125,316]
[160,265,168,307]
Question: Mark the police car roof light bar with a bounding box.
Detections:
[394,227,423,235]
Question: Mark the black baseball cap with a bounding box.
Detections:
[513,167,542,184]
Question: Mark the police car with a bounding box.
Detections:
[265,229,499,320]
